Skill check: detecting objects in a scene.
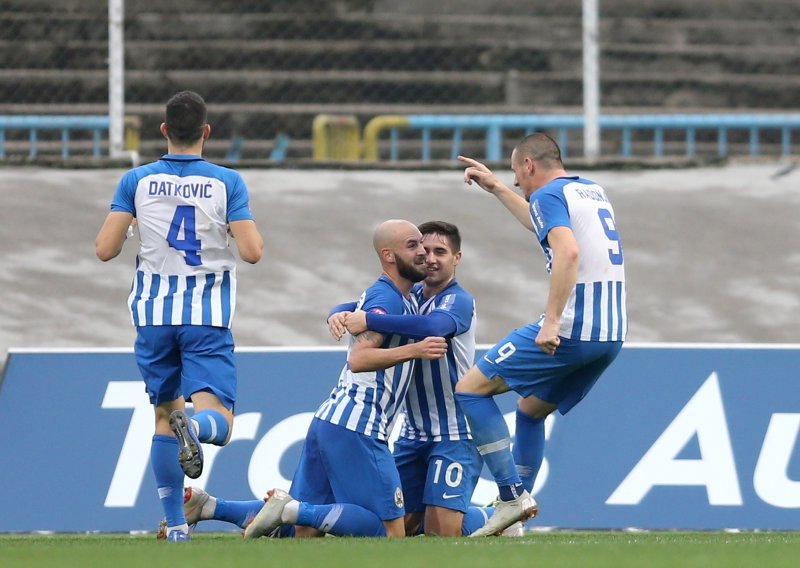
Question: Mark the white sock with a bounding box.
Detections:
[281,500,300,524]
[167,522,189,535]
[201,496,217,520]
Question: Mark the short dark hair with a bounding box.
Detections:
[418,220,461,252]
[514,132,563,169]
[165,91,207,145]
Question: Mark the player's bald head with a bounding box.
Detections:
[373,219,419,253]
[513,132,563,169]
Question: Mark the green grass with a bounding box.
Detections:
[1,532,799,568]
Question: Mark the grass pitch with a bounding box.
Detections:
[2,532,799,568]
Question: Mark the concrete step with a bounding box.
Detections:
[2,67,798,108]
[6,37,799,76]
[4,10,800,46]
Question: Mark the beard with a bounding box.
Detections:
[396,254,427,283]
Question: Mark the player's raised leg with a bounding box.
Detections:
[454,365,538,537]
[170,326,237,478]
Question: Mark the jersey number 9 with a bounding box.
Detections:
[597,208,623,266]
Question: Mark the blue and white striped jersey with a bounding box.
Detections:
[399,280,476,442]
[315,275,419,441]
[530,176,627,341]
[109,154,254,328]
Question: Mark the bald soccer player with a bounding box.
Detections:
[244,220,448,538]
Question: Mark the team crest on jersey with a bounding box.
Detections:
[394,487,404,508]
[369,307,387,315]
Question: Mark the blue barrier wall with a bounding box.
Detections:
[1,345,798,532]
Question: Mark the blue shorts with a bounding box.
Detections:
[290,418,405,521]
[477,324,622,414]
[134,325,236,410]
[393,437,482,514]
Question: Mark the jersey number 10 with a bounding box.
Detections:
[167,205,202,266]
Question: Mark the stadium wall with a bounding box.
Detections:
[1,344,798,532]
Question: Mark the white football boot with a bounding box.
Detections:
[242,489,295,539]
[470,490,538,537]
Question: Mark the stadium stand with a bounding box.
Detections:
[1,0,799,159]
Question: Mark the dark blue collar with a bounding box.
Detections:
[161,153,205,162]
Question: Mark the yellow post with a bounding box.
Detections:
[312,115,361,160]
[361,115,409,161]
[124,115,141,152]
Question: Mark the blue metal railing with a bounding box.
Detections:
[0,115,110,159]
[381,114,800,161]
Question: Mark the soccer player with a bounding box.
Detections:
[334,221,492,537]
[244,219,448,539]
[95,91,263,542]
[454,133,626,536]
[162,222,512,538]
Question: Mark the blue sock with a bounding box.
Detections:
[151,435,185,527]
[296,502,386,537]
[214,498,265,529]
[191,409,229,445]
[455,392,524,501]
[461,507,492,535]
[277,525,295,538]
[513,410,546,493]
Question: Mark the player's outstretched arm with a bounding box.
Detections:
[458,155,534,232]
[95,211,134,261]
[345,309,457,340]
[348,332,447,372]
[229,219,264,264]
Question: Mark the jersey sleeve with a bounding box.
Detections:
[365,311,457,340]
[110,170,138,215]
[530,188,571,245]
[360,284,404,316]
[226,172,255,222]
[431,291,474,335]
[328,301,358,319]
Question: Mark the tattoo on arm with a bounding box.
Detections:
[355,331,377,344]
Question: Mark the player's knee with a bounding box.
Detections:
[517,397,556,420]
[424,525,461,537]
[383,518,406,538]
[455,367,499,396]
[454,371,479,394]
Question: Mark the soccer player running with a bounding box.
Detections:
[95,91,263,542]
[333,221,500,537]
[244,219,448,538]
[454,133,626,537]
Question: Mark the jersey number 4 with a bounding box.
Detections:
[167,205,202,266]
[598,208,623,265]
